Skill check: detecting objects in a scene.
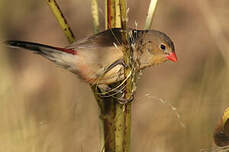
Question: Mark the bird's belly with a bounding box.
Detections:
[78,63,124,85]
[76,47,124,84]
[95,64,124,84]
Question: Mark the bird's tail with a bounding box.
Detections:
[6,40,77,70]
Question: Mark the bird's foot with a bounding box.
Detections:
[117,94,134,104]
[104,59,127,74]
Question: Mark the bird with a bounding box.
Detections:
[6,28,177,85]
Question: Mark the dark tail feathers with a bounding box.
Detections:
[5,40,77,70]
[6,40,76,55]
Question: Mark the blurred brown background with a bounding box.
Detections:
[0,0,229,151]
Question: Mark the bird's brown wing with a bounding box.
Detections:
[68,28,124,49]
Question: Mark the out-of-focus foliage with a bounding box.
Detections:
[0,0,229,152]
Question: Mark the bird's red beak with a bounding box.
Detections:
[166,52,177,62]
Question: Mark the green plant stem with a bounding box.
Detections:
[46,0,75,43]
[91,0,100,33]
[118,1,133,151]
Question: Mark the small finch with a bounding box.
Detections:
[6,28,177,85]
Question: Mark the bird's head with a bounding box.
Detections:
[136,30,177,69]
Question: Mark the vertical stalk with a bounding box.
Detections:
[92,0,133,152]
[105,0,121,29]
[46,0,75,43]
[91,0,100,33]
[144,0,158,30]
[118,1,133,151]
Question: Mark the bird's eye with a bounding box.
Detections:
[160,44,166,51]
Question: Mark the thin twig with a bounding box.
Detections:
[144,0,158,30]
[91,0,100,33]
[46,0,75,43]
